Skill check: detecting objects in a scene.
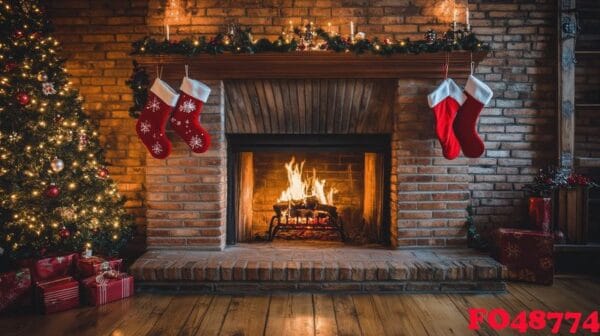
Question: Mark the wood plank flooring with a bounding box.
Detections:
[1,277,598,336]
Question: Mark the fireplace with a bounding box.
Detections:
[227,134,391,245]
[141,71,476,249]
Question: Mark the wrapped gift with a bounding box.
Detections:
[492,228,554,285]
[81,271,134,306]
[19,253,78,282]
[36,276,79,314]
[77,256,123,278]
[0,268,32,312]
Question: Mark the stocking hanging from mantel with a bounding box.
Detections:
[427,78,466,160]
[135,78,179,159]
[453,75,493,158]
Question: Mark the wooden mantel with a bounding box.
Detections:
[135,51,487,80]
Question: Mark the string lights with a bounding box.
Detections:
[0,0,133,260]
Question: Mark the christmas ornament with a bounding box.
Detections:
[135,78,179,159]
[78,133,89,147]
[4,61,18,72]
[55,207,76,220]
[425,30,437,44]
[37,72,48,81]
[50,157,64,172]
[59,227,70,239]
[171,76,211,153]
[97,167,109,179]
[44,184,60,198]
[427,78,466,160]
[16,92,30,105]
[453,75,493,158]
[13,30,24,39]
[42,82,56,95]
[354,32,366,40]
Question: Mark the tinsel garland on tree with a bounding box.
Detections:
[127,26,488,118]
[0,0,133,262]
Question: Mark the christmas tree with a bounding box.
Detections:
[0,0,132,262]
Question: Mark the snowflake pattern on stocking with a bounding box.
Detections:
[189,135,204,149]
[151,142,163,155]
[139,121,151,134]
[179,99,196,113]
[146,97,161,112]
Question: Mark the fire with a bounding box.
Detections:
[277,157,337,205]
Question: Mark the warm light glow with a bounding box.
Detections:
[277,157,337,205]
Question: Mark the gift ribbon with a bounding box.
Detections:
[93,271,130,305]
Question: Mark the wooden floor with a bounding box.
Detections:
[2,277,598,336]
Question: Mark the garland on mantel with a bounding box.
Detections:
[127,26,489,118]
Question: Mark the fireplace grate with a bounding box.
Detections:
[268,197,345,241]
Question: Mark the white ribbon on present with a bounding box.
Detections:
[93,271,130,305]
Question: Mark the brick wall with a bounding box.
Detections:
[47,0,558,248]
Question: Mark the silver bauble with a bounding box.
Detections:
[51,157,64,172]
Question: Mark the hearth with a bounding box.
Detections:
[227,134,390,245]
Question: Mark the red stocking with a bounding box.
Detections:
[427,79,466,160]
[136,78,179,159]
[171,77,211,153]
[453,75,493,158]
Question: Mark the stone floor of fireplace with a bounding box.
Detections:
[130,242,506,293]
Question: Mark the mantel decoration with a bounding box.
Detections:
[127,20,489,118]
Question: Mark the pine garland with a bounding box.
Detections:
[128,27,488,118]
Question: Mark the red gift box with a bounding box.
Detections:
[19,253,78,282]
[493,228,554,285]
[81,272,134,306]
[0,268,32,312]
[77,256,123,278]
[36,276,80,314]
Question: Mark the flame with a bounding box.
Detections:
[277,157,337,205]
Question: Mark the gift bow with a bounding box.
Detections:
[94,270,120,285]
[92,271,131,305]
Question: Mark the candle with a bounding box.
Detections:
[328,22,332,34]
[466,7,470,31]
[452,9,457,31]
[165,24,170,41]
[350,21,355,42]
[289,20,293,32]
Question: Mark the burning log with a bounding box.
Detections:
[268,157,344,241]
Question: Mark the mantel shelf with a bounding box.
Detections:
[135,51,488,80]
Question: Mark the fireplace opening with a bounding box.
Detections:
[227,134,391,246]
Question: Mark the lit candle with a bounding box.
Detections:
[165,24,170,41]
[289,20,293,32]
[350,21,355,42]
[466,7,470,31]
[452,9,457,31]
[328,22,332,34]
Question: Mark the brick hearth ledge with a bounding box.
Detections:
[130,242,506,293]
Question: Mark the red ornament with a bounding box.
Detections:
[16,92,30,106]
[13,30,24,39]
[4,62,17,72]
[97,167,109,179]
[59,227,70,239]
[44,184,60,198]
